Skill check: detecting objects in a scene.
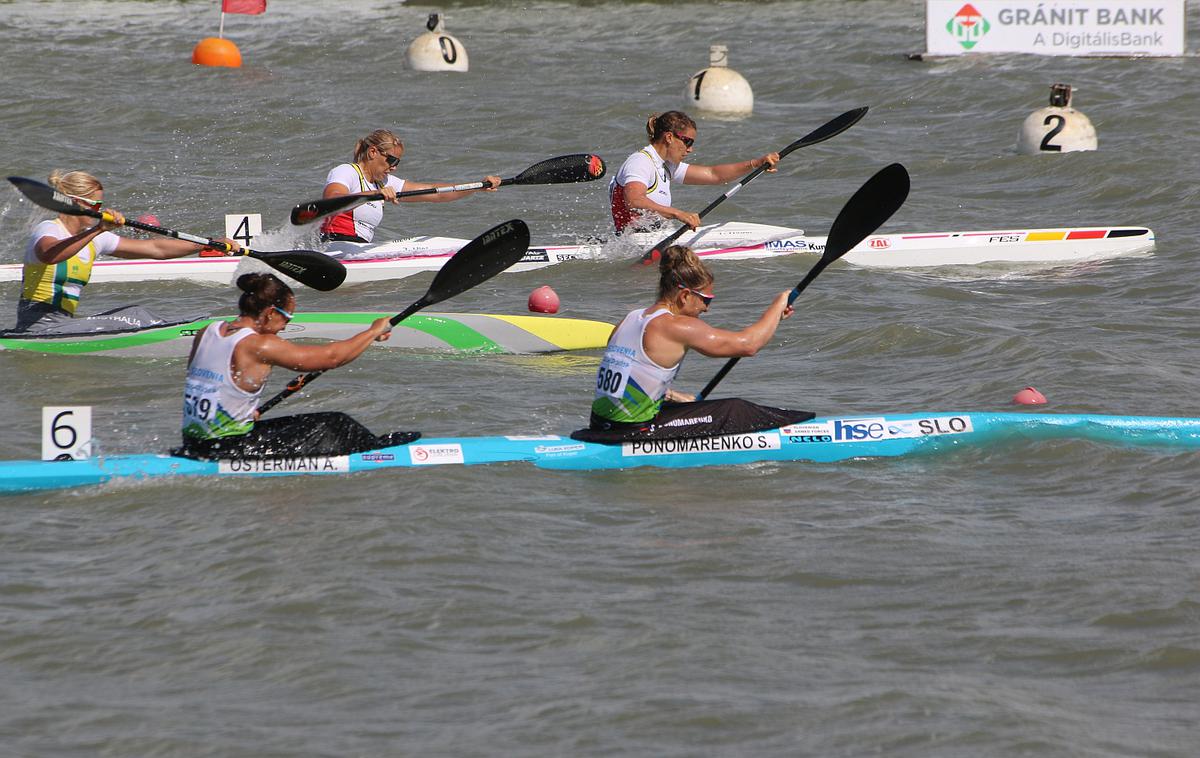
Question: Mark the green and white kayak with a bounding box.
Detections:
[0,312,614,356]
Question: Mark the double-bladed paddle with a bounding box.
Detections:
[7,176,347,291]
[695,162,911,401]
[637,106,869,265]
[289,153,607,225]
[256,218,532,416]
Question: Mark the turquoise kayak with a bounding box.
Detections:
[2,411,1198,495]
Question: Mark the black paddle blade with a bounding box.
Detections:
[511,154,606,185]
[824,162,910,262]
[290,194,366,226]
[250,249,348,291]
[419,219,530,309]
[8,176,95,217]
[780,107,869,159]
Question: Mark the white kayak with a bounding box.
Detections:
[0,221,1155,287]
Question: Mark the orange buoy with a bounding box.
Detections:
[192,37,242,68]
[1012,386,1047,405]
[528,286,560,314]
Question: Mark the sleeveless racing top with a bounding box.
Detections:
[319,163,406,242]
[21,219,120,315]
[609,146,689,233]
[590,307,682,423]
[182,323,261,440]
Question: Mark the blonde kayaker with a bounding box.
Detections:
[318,128,502,245]
[14,169,239,331]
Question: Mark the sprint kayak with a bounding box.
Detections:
[2,411,1196,495]
[0,222,1155,287]
[0,312,614,356]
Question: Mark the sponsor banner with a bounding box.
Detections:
[219,456,350,474]
[927,1,1186,57]
[408,443,465,465]
[622,432,782,457]
[782,416,976,444]
[534,443,587,456]
[505,435,563,441]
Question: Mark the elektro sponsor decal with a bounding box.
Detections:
[408,444,465,465]
[218,456,350,474]
[622,433,781,457]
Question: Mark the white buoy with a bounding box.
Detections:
[405,13,469,73]
[684,45,753,115]
[1017,83,1097,155]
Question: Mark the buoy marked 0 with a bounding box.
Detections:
[43,406,92,461]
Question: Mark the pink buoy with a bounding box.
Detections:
[1012,386,1047,405]
[136,214,160,227]
[528,286,560,314]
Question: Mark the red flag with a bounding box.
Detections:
[222,0,266,14]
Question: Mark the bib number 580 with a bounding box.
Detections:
[597,367,623,394]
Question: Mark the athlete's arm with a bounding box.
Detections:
[682,152,779,184]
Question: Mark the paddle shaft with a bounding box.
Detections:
[254,299,429,416]
[694,162,910,401]
[256,218,531,416]
[291,153,606,225]
[638,106,869,264]
[694,268,824,401]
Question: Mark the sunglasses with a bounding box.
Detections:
[272,304,295,322]
[67,194,104,210]
[679,285,714,306]
[377,147,400,167]
[671,132,695,148]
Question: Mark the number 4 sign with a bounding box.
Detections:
[42,406,92,461]
[225,213,262,249]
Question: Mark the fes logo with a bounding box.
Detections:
[946,3,990,50]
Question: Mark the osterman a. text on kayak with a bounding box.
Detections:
[574,244,813,443]
[609,110,779,234]
[318,129,501,247]
[173,272,417,460]
[10,169,240,332]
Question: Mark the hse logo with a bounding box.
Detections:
[946,3,990,50]
[831,416,975,442]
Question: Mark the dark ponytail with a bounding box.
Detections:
[235,272,293,317]
[656,245,712,301]
[645,111,697,142]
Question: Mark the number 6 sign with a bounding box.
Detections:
[42,406,92,461]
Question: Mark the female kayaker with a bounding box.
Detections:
[318,128,502,248]
[608,110,780,234]
[13,169,239,332]
[174,272,418,460]
[576,244,813,442]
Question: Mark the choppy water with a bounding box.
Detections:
[2,1,1199,755]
